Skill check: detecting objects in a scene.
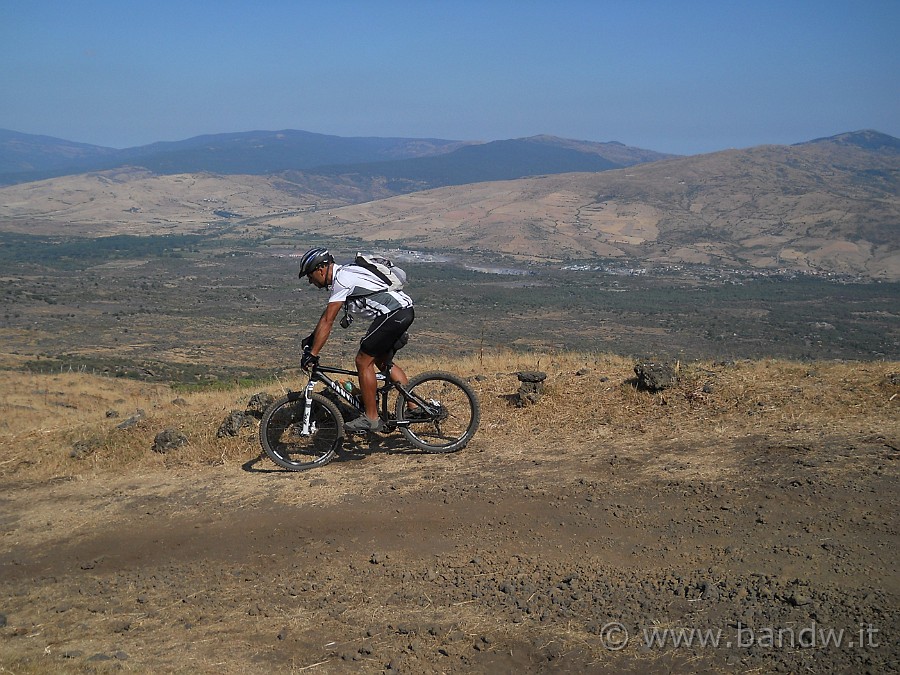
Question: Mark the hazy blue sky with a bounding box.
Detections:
[1,0,897,154]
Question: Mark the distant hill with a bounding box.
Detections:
[795,129,900,153]
[0,133,673,238]
[273,130,900,279]
[0,128,669,188]
[1,128,896,279]
[104,129,474,175]
[0,129,472,186]
[0,129,117,176]
[307,135,673,189]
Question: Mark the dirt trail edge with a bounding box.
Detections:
[2,417,897,674]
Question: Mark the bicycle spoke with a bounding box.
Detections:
[260,394,343,470]
[397,371,480,453]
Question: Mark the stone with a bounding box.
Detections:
[217,410,254,437]
[634,362,677,391]
[245,392,275,418]
[515,371,547,406]
[71,436,103,459]
[152,428,188,454]
[115,409,146,430]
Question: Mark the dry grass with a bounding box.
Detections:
[0,352,898,674]
[1,351,897,483]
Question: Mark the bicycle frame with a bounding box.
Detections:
[302,362,438,434]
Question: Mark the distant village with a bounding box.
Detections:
[375,248,873,283]
[279,246,874,284]
[560,261,873,284]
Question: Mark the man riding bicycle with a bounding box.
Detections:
[297,247,415,434]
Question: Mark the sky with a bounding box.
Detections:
[1,0,898,155]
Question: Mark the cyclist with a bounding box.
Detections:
[297,247,415,433]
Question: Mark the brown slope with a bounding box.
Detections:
[2,135,896,279]
[0,168,363,237]
[274,139,900,279]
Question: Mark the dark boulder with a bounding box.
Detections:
[217,410,254,438]
[634,362,677,391]
[245,392,275,418]
[516,371,547,407]
[152,428,188,454]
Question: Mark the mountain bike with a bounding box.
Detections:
[259,351,480,471]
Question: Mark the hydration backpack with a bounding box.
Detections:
[353,253,407,291]
[340,253,409,328]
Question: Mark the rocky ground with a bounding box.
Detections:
[0,361,897,673]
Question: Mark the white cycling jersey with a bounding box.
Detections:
[328,264,413,319]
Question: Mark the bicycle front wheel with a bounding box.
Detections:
[396,371,480,453]
[260,392,344,471]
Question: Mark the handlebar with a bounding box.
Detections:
[300,345,319,372]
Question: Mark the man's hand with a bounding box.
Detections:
[300,348,319,371]
[301,332,315,350]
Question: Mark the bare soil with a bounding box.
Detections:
[1,361,898,673]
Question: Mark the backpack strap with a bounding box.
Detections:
[354,255,394,285]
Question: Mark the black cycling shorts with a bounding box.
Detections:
[359,307,415,357]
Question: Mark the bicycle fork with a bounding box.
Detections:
[299,379,317,435]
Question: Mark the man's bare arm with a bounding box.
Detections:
[310,301,343,356]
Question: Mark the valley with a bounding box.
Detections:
[0,128,897,674]
[2,130,897,282]
[1,236,897,390]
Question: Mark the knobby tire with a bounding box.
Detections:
[396,371,480,453]
[259,392,344,471]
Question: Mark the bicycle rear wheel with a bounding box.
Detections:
[260,392,344,471]
[396,371,480,453]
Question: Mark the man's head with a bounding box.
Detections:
[298,247,334,288]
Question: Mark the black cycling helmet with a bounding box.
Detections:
[297,247,334,278]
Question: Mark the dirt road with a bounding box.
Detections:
[2,416,897,673]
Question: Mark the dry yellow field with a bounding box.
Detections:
[1,352,897,672]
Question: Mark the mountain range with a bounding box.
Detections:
[0,128,671,188]
[282,130,898,278]
[0,128,897,279]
